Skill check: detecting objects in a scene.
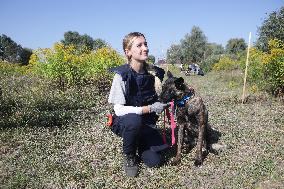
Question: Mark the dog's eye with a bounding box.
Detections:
[176,83,184,90]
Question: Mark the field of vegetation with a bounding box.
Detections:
[1,64,283,188]
[1,6,283,188]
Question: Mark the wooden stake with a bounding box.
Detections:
[242,32,251,104]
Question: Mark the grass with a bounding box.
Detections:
[1,68,284,188]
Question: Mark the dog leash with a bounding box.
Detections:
[162,93,194,146]
[163,100,176,147]
[169,100,177,146]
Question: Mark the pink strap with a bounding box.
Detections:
[170,100,176,146]
[162,100,176,146]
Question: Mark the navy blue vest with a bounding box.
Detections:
[110,63,165,125]
[110,63,158,106]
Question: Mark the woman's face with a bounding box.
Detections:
[126,36,149,62]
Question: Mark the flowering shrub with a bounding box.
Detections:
[0,61,26,75]
[28,43,124,90]
[240,48,265,90]
[200,54,221,72]
[213,55,239,71]
[83,47,125,78]
[262,39,284,96]
[239,39,284,96]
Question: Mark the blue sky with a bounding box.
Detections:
[1,0,283,59]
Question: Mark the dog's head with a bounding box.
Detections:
[159,71,188,103]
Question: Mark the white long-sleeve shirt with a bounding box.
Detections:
[108,74,143,116]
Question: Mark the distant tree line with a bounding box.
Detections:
[166,26,246,70]
[166,6,284,73]
[61,31,108,52]
[1,6,283,68]
[0,31,109,65]
[0,34,33,65]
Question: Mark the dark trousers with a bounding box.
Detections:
[112,113,164,167]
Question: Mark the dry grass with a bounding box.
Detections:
[1,68,283,188]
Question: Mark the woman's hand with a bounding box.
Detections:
[148,102,170,114]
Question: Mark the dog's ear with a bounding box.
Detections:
[174,77,185,90]
[177,77,184,84]
[167,71,173,78]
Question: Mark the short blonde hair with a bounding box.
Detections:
[123,32,145,61]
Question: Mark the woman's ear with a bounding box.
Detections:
[125,49,131,56]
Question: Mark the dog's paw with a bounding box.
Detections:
[170,157,181,166]
[194,159,202,167]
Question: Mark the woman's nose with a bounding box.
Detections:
[142,45,148,51]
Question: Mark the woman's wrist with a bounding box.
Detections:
[142,106,150,114]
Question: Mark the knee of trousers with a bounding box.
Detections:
[122,113,143,133]
[141,150,161,168]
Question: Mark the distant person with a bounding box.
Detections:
[185,63,204,76]
[108,32,169,177]
[180,63,184,71]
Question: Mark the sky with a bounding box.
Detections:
[1,0,283,59]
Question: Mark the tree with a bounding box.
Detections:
[81,34,94,50]
[204,43,224,58]
[200,43,224,72]
[93,38,108,51]
[61,31,81,46]
[180,26,207,63]
[61,31,108,52]
[147,55,155,64]
[0,34,23,63]
[0,43,4,59]
[256,6,284,52]
[19,48,33,65]
[225,38,247,55]
[166,44,183,65]
[61,31,93,51]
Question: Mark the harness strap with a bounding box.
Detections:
[175,94,193,107]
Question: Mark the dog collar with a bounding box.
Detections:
[175,93,193,107]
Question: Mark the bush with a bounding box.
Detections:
[213,55,239,71]
[0,73,106,128]
[0,43,123,128]
[0,61,27,75]
[28,43,124,90]
[200,54,221,73]
[239,48,265,89]
[239,39,284,96]
[262,39,284,96]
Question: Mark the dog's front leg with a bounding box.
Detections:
[195,109,206,166]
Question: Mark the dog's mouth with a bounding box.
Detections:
[173,91,185,102]
[159,90,184,103]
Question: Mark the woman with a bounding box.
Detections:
[108,32,169,177]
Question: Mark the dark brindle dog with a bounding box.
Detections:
[159,71,210,166]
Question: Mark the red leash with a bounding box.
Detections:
[163,100,176,147]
